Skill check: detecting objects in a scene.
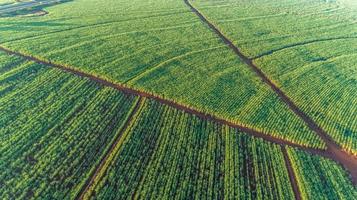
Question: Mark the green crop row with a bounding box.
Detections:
[192,0,357,58]
[0,52,354,199]
[224,127,294,200]
[256,39,357,155]
[85,99,295,200]
[287,148,357,200]
[192,0,357,154]
[0,58,138,199]
[0,0,326,149]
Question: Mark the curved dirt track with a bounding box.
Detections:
[252,36,357,60]
[2,10,189,44]
[184,0,357,186]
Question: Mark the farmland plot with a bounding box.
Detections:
[0,55,138,199]
[192,0,357,154]
[83,100,295,200]
[287,148,357,200]
[256,39,357,155]
[0,0,356,199]
[0,0,326,149]
[192,0,357,58]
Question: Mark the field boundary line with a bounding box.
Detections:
[252,36,357,60]
[282,146,302,200]
[3,10,191,44]
[125,45,225,84]
[75,97,144,200]
[0,45,354,182]
[0,46,324,153]
[183,0,357,184]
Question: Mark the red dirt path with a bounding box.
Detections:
[0,45,356,186]
[0,46,328,154]
[75,97,143,200]
[282,146,302,200]
[183,0,357,187]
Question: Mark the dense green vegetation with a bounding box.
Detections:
[256,39,357,155]
[0,55,138,199]
[0,0,326,149]
[193,0,357,57]
[1,0,356,199]
[192,0,357,154]
[287,148,357,199]
[85,100,295,200]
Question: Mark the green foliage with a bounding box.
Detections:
[287,148,357,200]
[0,0,326,149]
[193,0,357,57]
[87,100,295,199]
[224,127,294,200]
[193,0,357,154]
[0,60,138,199]
[0,51,25,75]
[256,40,357,155]
[1,1,356,198]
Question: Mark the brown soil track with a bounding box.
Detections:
[75,97,143,200]
[0,46,325,155]
[0,44,356,184]
[184,0,357,186]
[1,0,356,198]
[282,146,302,200]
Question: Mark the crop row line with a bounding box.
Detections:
[252,36,357,60]
[183,0,357,186]
[0,45,327,156]
[75,96,143,200]
[282,146,302,200]
[0,44,351,166]
[1,43,353,198]
[0,42,354,200]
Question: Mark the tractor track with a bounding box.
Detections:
[75,97,143,200]
[0,42,356,200]
[183,0,357,188]
[282,146,302,200]
[0,44,354,182]
[1,1,356,199]
[252,36,357,60]
[0,45,331,157]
